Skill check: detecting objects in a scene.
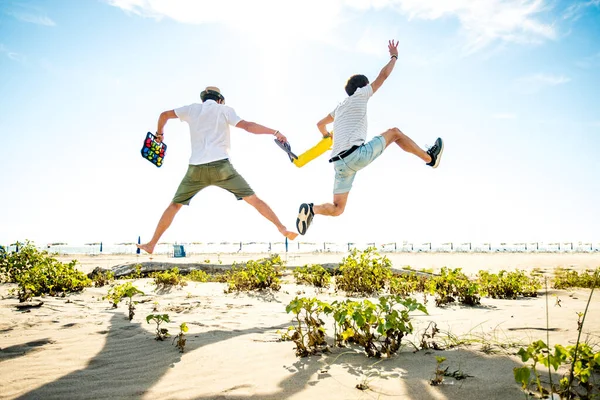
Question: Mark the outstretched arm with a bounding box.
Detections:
[236,120,288,143]
[156,110,177,143]
[317,114,334,138]
[370,40,399,94]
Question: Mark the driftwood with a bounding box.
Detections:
[14,301,44,309]
[88,261,435,279]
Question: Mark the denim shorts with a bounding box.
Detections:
[333,135,386,194]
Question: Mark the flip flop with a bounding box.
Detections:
[274,139,298,162]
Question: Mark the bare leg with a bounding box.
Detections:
[243,194,298,240]
[313,192,349,217]
[137,202,183,254]
[381,127,431,163]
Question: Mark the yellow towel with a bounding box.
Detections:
[293,136,333,168]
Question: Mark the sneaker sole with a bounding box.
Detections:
[296,203,311,235]
[432,140,444,169]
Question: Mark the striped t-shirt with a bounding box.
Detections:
[330,84,374,157]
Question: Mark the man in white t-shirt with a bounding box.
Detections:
[137,86,297,254]
[295,40,444,235]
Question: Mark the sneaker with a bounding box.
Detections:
[426,138,444,168]
[296,203,314,235]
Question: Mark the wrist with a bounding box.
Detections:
[390,55,398,60]
[273,130,279,136]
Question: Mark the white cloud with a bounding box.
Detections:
[0,43,26,63]
[105,0,557,53]
[563,0,600,22]
[514,72,571,93]
[492,113,517,119]
[7,11,56,26]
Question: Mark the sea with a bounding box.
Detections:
[3,241,599,256]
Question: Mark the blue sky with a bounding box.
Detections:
[1,0,599,246]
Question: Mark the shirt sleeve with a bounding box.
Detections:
[174,105,192,122]
[330,107,337,118]
[223,106,242,126]
[361,84,374,98]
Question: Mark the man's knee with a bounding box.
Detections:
[243,194,260,206]
[382,127,403,145]
[332,204,345,216]
[170,202,184,210]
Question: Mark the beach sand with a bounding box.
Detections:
[1,252,599,399]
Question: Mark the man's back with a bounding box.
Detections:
[174,100,242,165]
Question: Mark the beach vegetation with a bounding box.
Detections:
[284,297,330,357]
[553,268,600,289]
[151,267,187,289]
[92,270,115,287]
[427,267,480,306]
[293,264,331,288]
[335,247,392,296]
[225,258,282,292]
[326,296,428,358]
[120,264,143,280]
[13,257,91,302]
[104,282,144,320]
[0,240,59,283]
[146,313,170,340]
[389,272,430,297]
[187,269,210,282]
[173,322,188,353]
[477,270,541,299]
[431,356,447,386]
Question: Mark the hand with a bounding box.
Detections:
[323,131,332,139]
[155,132,164,143]
[388,39,399,58]
[274,131,288,144]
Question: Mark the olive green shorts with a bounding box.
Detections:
[172,159,255,205]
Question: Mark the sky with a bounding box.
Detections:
[1,0,599,247]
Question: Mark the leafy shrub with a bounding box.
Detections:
[0,240,58,283]
[553,268,600,289]
[284,297,330,357]
[389,273,430,297]
[13,258,91,302]
[104,282,144,320]
[225,258,282,292]
[147,314,170,340]
[151,267,187,289]
[327,296,428,357]
[427,267,480,306]
[335,247,392,296]
[120,264,143,280]
[173,322,188,353]
[293,264,331,288]
[93,270,115,287]
[187,270,210,282]
[478,270,541,299]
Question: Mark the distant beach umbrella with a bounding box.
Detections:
[100,242,103,253]
[285,237,288,253]
[136,236,141,255]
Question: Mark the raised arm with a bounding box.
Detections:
[155,110,178,143]
[370,40,399,94]
[317,114,334,138]
[236,120,288,143]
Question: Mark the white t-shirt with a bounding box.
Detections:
[174,100,242,165]
[330,84,374,157]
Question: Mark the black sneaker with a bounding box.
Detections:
[426,138,444,168]
[296,203,314,235]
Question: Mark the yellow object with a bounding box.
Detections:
[293,136,333,168]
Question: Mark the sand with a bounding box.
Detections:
[1,252,599,400]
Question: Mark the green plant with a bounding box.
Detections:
[553,268,600,289]
[514,340,567,395]
[173,322,188,353]
[431,356,447,386]
[389,273,430,297]
[335,247,392,296]
[188,270,209,282]
[0,240,57,283]
[558,342,600,397]
[293,264,331,288]
[120,264,143,280]
[146,314,170,340]
[427,267,480,306]
[226,258,282,292]
[151,267,187,289]
[13,258,92,302]
[327,295,428,358]
[284,297,331,357]
[104,282,144,320]
[477,270,541,299]
[93,270,115,287]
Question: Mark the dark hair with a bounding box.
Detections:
[200,90,225,103]
[345,74,369,96]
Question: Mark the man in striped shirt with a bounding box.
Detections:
[296,40,444,235]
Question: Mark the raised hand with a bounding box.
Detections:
[388,39,399,58]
